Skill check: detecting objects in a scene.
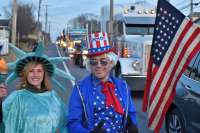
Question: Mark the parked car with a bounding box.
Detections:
[165,51,200,133]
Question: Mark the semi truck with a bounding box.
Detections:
[100,1,156,90]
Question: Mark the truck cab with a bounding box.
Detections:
[101,1,156,90]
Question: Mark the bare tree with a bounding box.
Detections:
[4,2,39,42]
[17,3,37,40]
[68,13,100,32]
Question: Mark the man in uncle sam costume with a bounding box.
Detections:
[67,32,138,133]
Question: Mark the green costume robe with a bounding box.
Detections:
[2,89,67,133]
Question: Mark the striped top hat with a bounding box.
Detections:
[88,32,113,56]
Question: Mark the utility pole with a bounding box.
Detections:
[109,0,114,45]
[190,0,194,20]
[48,21,50,34]
[45,5,48,33]
[37,0,42,41]
[37,0,42,24]
[11,0,17,44]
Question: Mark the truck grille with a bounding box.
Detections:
[143,44,152,75]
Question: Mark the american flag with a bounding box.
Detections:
[142,0,200,132]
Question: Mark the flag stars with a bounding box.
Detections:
[155,49,159,52]
[162,25,166,28]
[156,27,159,31]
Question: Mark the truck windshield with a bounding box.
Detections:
[125,24,154,35]
[69,34,85,40]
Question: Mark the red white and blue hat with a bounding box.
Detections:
[88,32,113,56]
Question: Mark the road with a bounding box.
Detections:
[7,44,166,133]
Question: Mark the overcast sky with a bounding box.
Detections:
[0,0,198,41]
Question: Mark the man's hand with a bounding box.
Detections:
[0,84,7,101]
[90,120,106,133]
[126,115,139,133]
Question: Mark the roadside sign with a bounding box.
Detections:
[0,38,9,55]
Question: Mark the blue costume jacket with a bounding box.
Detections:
[67,74,137,133]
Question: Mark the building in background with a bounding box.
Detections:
[0,18,10,55]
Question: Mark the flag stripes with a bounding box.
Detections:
[147,17,200,132]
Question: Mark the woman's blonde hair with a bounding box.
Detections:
[19,62,52,90]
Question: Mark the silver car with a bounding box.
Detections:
[165,51,200,133]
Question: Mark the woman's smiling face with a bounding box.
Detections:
[27,64,44,89]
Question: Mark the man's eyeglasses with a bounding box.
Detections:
[89,59,109,66]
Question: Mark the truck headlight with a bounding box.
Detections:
[132,60,141,71]
[82,50,88,55]
[83,55,87,60]
[69,54,74,58]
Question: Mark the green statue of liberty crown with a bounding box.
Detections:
[6,41,75,91]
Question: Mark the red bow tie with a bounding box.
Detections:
[101,81,124,115]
